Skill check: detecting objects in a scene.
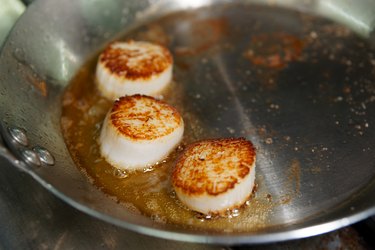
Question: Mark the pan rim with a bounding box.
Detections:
[1,0,375,245]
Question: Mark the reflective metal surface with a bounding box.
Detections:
[33,145,55,166]
[8,127,28,146]
[0,158,370,249]
[0,0,375,245]
[20,148,41,166]
[0,158,221,250]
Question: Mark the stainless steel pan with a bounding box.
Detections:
[0,0,375,244]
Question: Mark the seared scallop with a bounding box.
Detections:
[172,138,256,215]
[99,94,184,170]
[96,40,173,100]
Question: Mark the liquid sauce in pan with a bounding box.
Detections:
[61,58,274,231]
[61,4,373,231]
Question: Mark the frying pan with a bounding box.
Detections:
[0,0,375,245]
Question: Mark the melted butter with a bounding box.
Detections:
[60,7,276,232]
[61,57,274,232]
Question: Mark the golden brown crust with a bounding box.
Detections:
[109,95,182,140]
[99,40,172,80]
[172,138,256,196]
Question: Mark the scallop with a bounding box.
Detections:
[172,138,256,215]
[99,94,184,170]
[96,40,173,100]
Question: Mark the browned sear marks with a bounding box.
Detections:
[172,138,256,196]
[100,41,172,80]
[110,95,182,140]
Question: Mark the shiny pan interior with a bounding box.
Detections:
[0,0,375,244]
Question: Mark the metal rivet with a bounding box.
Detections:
[33,146,55,166]
[21,149,41,166]
[8,127,28,146]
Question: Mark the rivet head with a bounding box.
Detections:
[33,146,55,166]
[8,127,28,146]
[21,149,41,166]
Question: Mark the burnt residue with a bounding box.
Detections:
[173,17,229,57]
[244,32,304,70]
[61,2,375,234]
[288,159,301,196]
